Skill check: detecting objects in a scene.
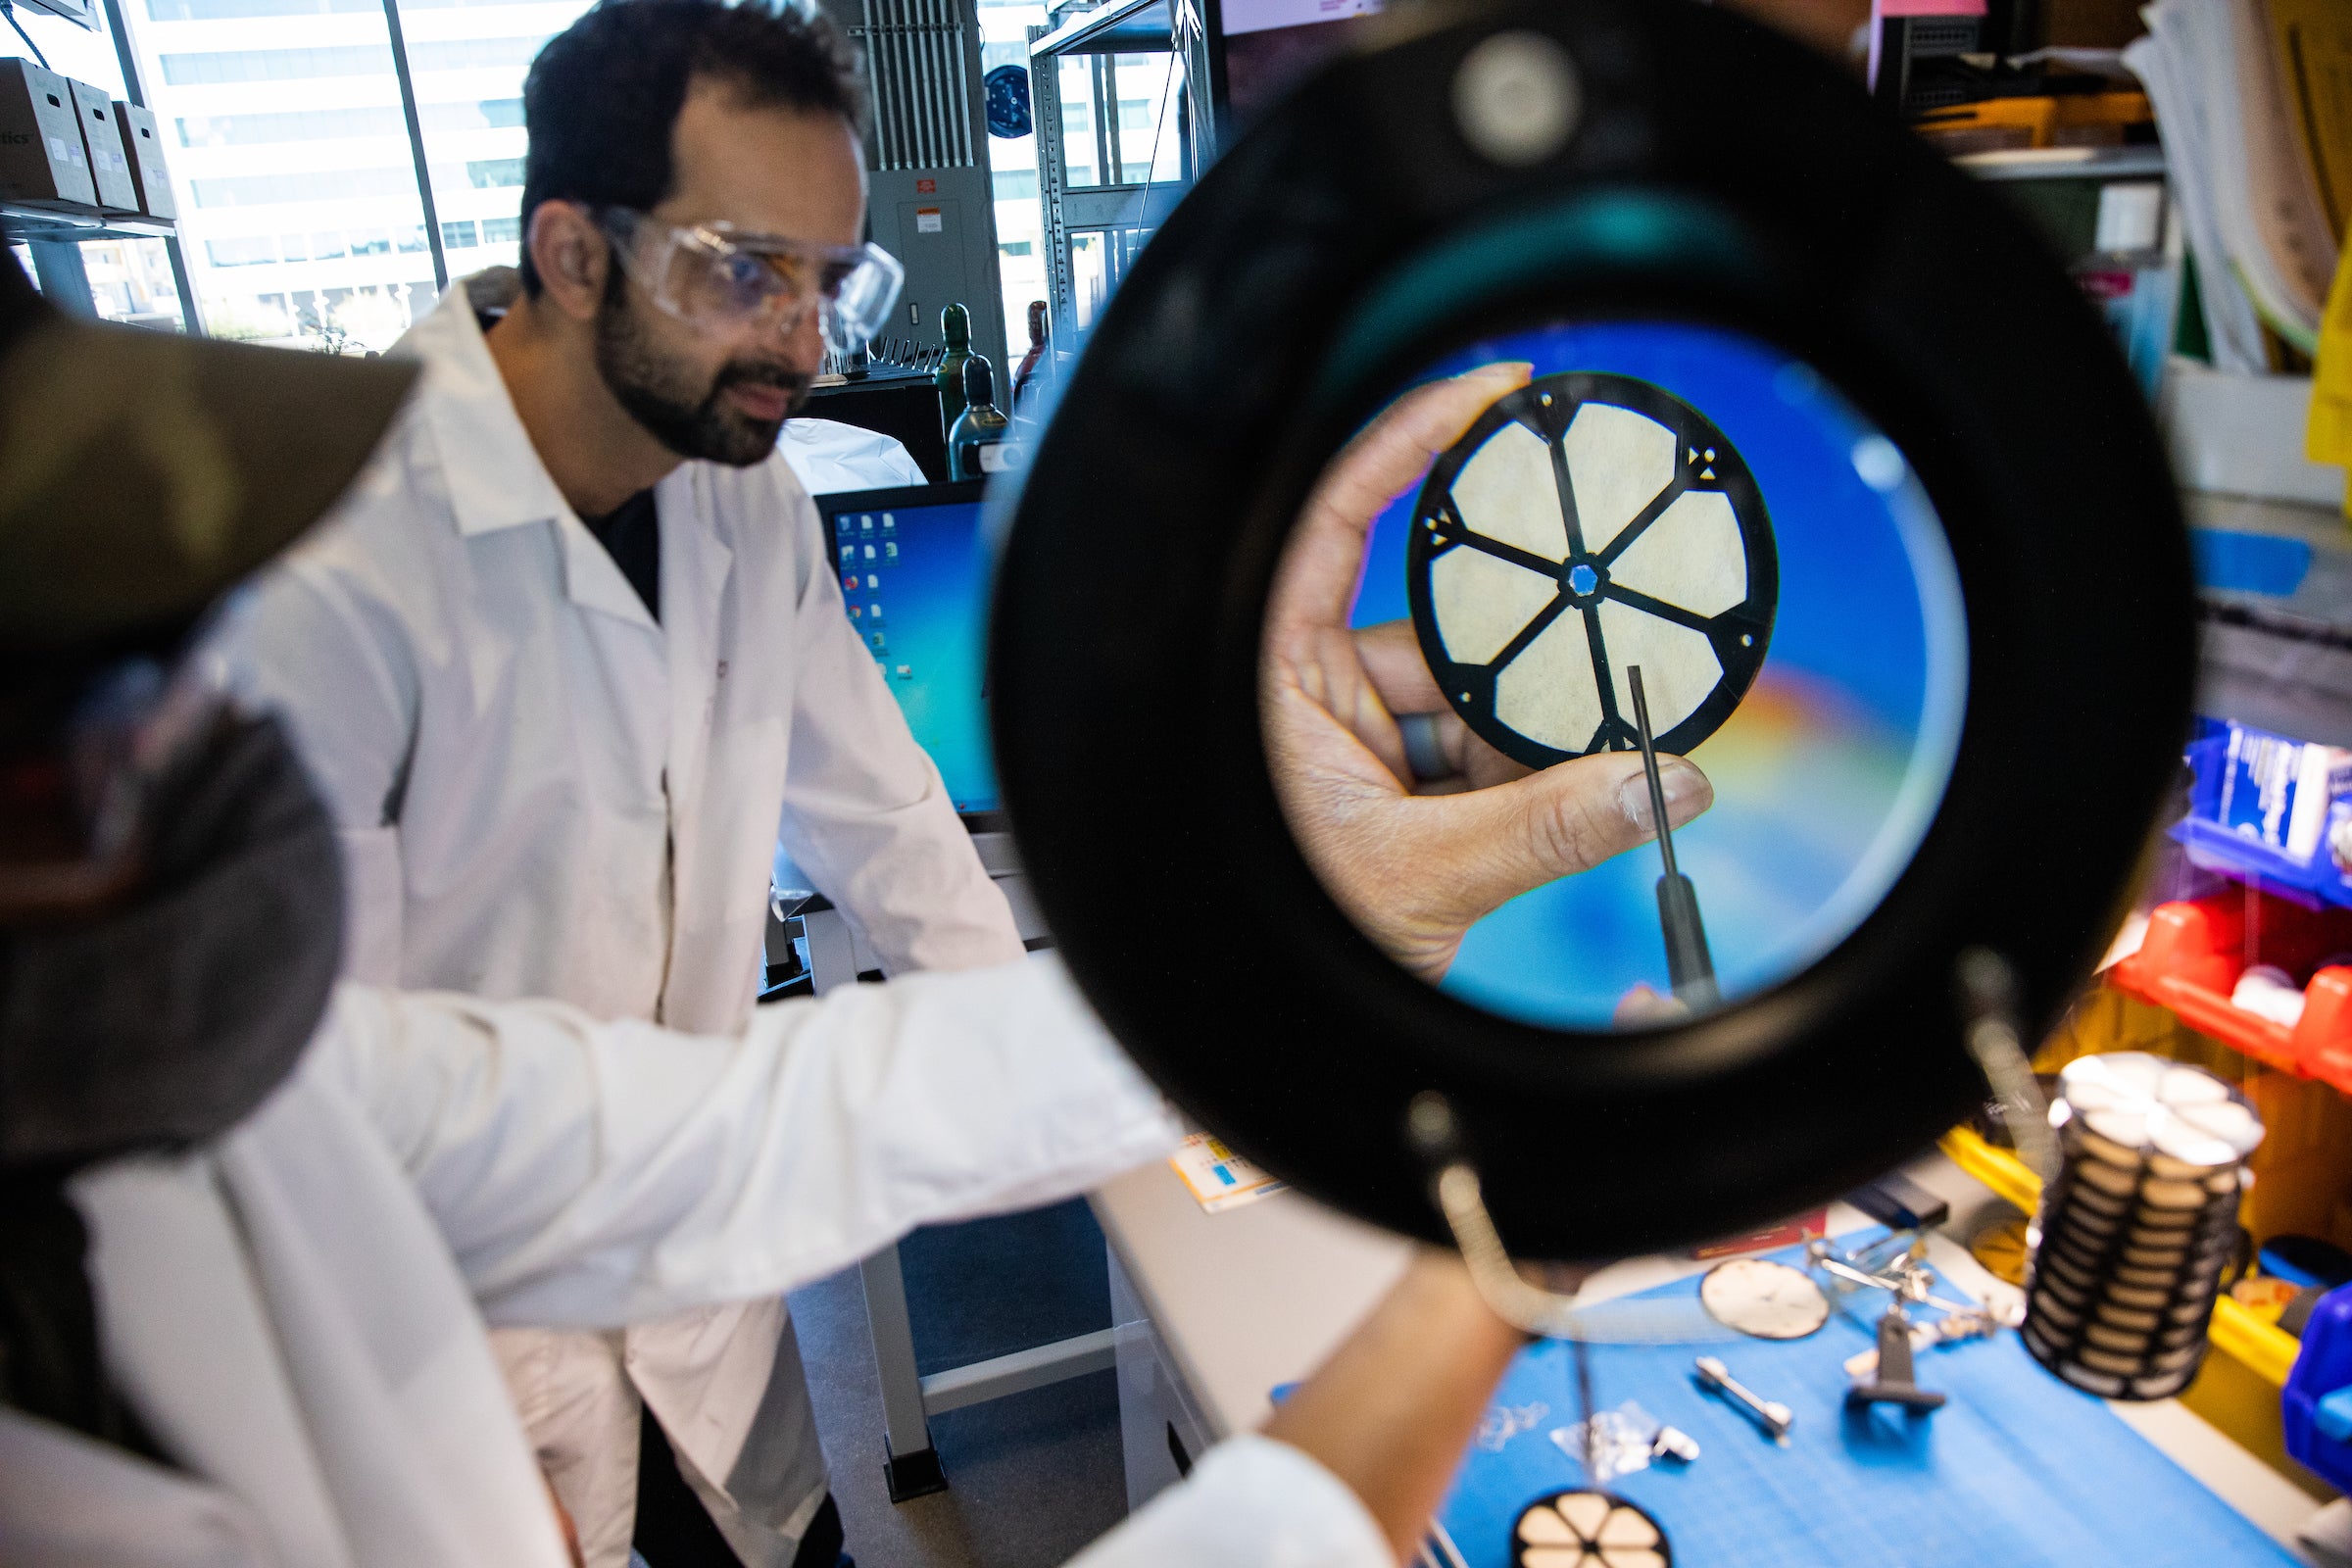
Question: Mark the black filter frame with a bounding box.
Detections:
[992,0,2193,1259]
[1406,371,1779,765]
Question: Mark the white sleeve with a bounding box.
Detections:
[1062,1436,1394,1568]
[771,481,1025,975]
[209,549,417,987]
[314,956,1181,1329]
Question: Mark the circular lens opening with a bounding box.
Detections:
[1263,317,1966,1030]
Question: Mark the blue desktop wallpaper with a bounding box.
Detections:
[830,499,1001,814]
[1350,320,1969,1028]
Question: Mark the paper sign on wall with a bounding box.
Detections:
[915,207,944,234]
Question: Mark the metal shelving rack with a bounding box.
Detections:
[5,200,192,326]
[1028,0,1199,353]
[3,0,204,331]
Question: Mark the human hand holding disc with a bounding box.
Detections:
[1261,364,1714,985]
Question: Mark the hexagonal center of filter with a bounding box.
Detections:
[1566,561,1602,599]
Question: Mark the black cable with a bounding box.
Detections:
[3,0,53,69]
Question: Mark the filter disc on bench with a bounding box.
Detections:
[1513,1489,1672,1568]
[1407,373,1777,766]
[1698,1256,1830,1340]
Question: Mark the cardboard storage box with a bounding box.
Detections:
[111,101,174,220]
[0,59,98,212]
[69,78,138,215]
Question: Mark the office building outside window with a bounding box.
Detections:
[977,0,1045,362]
[104,0,593,350]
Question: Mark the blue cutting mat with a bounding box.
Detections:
[1435,1243,2301,1568]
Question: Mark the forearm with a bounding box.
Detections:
[320,958,1180,1328]
[1264,1251,1527,1564]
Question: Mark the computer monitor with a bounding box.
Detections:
[815,480,1002,824]
[1219,0,1385,122]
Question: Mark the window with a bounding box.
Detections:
[451,96,523,128]
[151,0,549,15]
[192,167,417,206]
[161,45,395,84]
[108,0,609,345]
[181,107,406,146]
[407,36,546,71]
[207,234,278,266]
[1055,57,1099,188]
[154,36,549,85]
[978,1,1047,357]
[1111,54,1175,185]
[148,0,370,18]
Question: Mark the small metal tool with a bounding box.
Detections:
[1844,1268,1948,1412]
[1846,1298,1948,1414]
[1842,1305,2006,1378]
[1628,665,1718,1008]
[1693,1355,1792,1443]
[1804,1237,1984,1318]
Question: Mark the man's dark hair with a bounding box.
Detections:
[516,0,863,296]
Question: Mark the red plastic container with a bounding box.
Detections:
[2107,890,2352,1087]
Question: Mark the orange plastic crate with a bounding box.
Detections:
[2108,891,2352,1086]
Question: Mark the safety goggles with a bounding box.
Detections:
[598,207,905,356]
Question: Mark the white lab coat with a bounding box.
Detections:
[0,962,1381,1568]
[221,286,1025,1565]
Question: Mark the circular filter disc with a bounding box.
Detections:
[1696,1256,1831,1340]
[1515,1489,1671,1568]
[1408,372,1778,766]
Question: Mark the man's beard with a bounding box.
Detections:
[594,282,810,466]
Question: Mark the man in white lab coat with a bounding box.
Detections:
[0,252,1573,1568]
[220,5,1021,1563]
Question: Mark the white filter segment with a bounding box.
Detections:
[1557,1494,1613,1540]
[1598,601,1721,735]
[1606,489,1747,616]
[2062,1052,2264,1163]
[1517,1550,1585,1568]
[2157,1065,2232,1105]
[1561,403,1677,552]
[2060,1052,2166,1109]
[1431,546,1561,665]
[1495,610,1605,751]
[2167,1100,2262,1162]
[2081,1108,2153,1150]
[1517,1509,1579,1545]
[1453,419,1571,561]
[1597,1510,1662,1548]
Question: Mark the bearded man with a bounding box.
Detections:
[220,4,1027,1564]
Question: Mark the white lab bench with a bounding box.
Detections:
[1088,1149,2325,1557]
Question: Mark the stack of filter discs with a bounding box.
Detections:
[2021,1053,2264,1400]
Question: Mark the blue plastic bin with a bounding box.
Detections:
[2283,1283,2352,1492]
